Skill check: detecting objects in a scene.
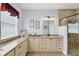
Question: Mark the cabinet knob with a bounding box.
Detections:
[41,48,44,49]
[59,43,61,45]
[57,47,62,50]
[58,48,61,49]
[18,52,21,55]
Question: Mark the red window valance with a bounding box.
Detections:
[0,3,19,18]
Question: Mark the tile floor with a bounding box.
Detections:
[68,45,79,56]
[27,52,64,56]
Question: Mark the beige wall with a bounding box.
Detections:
[59,9,76,19]
[76,9,79,23]
[59,9,77,26]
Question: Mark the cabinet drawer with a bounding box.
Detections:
[57,41,63,46]
[39,39,46,52]
[40,40,46,43]
[40,44,45,48]
[57,47,63,52]
[16,43,23,50]
[40,47,46,52]
[5,49,15,56]
[15,48,22,56]
[15,42,24,56]
[56,39,63,46]
[40,42,45,46]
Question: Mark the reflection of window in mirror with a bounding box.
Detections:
[36,21,40,29]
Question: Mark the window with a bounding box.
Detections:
[1,11,18,40]
[68,23,79,33]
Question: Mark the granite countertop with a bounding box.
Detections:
[0,37,26,56]
[29,35,63,39]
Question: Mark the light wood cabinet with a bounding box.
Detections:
[22,40,28,55]
[15,42,24,56]
[29,37,63,53]
[56,39,63,47]
[56,39,63,52]
[3,38,28,56]
[15,40,28,56]
[5,49,15,56]
[29,38,40,52]
[39,39,46,52]
[46,39,57,52]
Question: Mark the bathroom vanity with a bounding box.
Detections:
[28,35,63,53]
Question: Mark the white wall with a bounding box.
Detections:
[23,9,59,35]
[58,26,68,55]
[10,3,24,35]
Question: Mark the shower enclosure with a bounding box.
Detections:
[67,15,79,56]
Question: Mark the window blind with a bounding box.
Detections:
[1,11,18,40]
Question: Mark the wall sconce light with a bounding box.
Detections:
[42,16,55,21]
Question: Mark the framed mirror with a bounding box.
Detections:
[36,21,40,29]
[30,20,34,28]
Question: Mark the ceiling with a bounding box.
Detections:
[16,3,79,10]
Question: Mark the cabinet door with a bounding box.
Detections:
[46,39,57,52]
[29,38,40,52]
[5,49,15,56]
[15,42,24,56]
[22,39,28,55]
[35,38,40,52]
